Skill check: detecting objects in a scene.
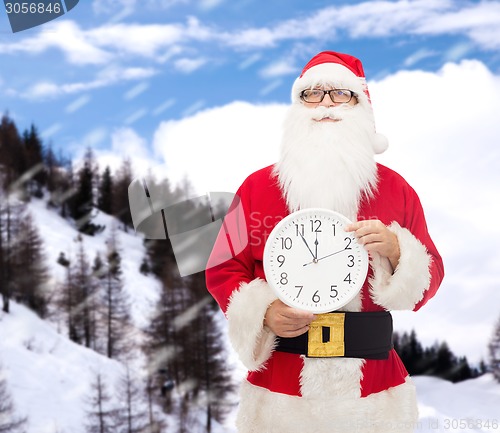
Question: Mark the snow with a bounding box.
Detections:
[28,197,162,329]
[0,302,125,433]
[414,375,500,432]
[0,198,499,432]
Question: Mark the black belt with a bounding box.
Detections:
[275,311,393,359]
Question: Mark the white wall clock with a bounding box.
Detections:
[263,208,369,313]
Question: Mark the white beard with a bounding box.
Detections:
[274,103,378,221]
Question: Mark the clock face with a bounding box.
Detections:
[263,208,369,313]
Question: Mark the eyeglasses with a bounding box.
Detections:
[300,88,356,104]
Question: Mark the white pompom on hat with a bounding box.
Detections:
[291,51,389,154]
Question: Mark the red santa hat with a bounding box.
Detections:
[291,51,389,154]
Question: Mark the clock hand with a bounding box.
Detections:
[314,232,318,260]
[299,232,317,260]
[303,246,347,266]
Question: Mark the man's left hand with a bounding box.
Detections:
[345,220,400,271]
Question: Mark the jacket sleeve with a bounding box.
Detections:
[206,182,277,371]
[369,183,444,311]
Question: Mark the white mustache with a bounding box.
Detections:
[310,105,355,121]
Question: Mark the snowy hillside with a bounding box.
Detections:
[0,198,499,433]
[1,198,236,433]
[414,374,500,432]
[1,301,126,433]
[2,300,499,433]
[28,197,162,330]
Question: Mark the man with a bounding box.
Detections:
[206,51,444,433]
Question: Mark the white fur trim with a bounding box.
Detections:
[369,222,432,310]
[226,278,278,371]
[373,132,389,154]
[292,63,369,105]
[236,377,418,433]
[300,357,364,399]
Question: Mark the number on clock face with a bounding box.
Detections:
[263,208,369,313]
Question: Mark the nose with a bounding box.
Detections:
[319,92,337,107]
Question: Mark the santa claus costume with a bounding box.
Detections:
[206,51,444,433]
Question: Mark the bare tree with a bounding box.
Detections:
[489,313,500,383]
[115,365,148,433]
[57,237,98,347]
[0,362,28,433]
[84,372,117,433]
[0,196,24,313]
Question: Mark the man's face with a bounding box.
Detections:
[300,87,358,122]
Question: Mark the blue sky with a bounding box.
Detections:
[1,0,499,159]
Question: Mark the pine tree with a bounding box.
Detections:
[0,190,7,313]
[10,211,50,317]
[112,159,134,230]
[435,341,455,378]
[22,124,46,197]
[43,143,58,194]
[97,166,113,215]
[394,329,483,382]
[101,227,132,360]
[69,148,102,235]
[0,113,26,194]
[84,372,117,433]
[184,273,236,431]
[44,146,74,218]
[0,362,28,433]
[488,313,500,383]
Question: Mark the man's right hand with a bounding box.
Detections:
[264,299,316,338]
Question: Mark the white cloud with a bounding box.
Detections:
[238,53,262,70]
[93,127,157,177]
[41,123,63,139]
[444,42,474,62]
[260,60,297,78]
[65,95,91,113]
[23,66,159,100]
[370,60,500,361]
[81,127,108,148]
[152,101,285,193]
[92,0,188,15]
[92,0,136,15]
[124,108,148,125]
[259,79,283,96]
[416,1,500,49]
[199,0,225,11]
[123,82,150,100]
[146,60,500,362]
[0,20,111,65]
[0,18,214,65]
[174,57,207,73]
[225,1,500,50]
[1,1,499,72]
[152,98,176,116]
[403,48,436,67]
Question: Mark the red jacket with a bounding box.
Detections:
[207,163,444,398]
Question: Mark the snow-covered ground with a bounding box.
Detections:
[0,198,499,432]
[414,375,500,432]
[2,301,500,433]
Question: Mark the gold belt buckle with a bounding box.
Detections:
[307,313,345,357]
